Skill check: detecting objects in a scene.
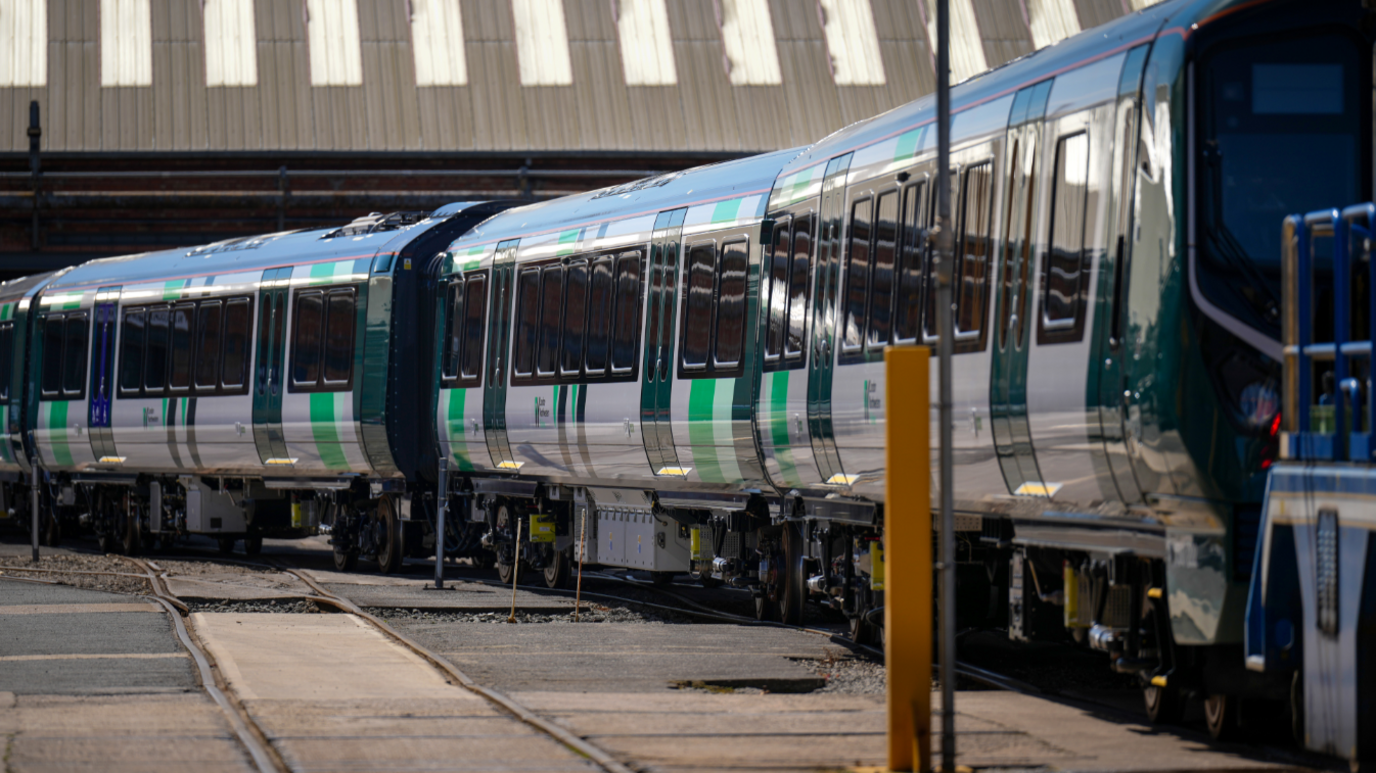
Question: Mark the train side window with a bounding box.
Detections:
[764,219,790,361]
[562,261,588,376]
[40,316,63,398]
[291,291,324,387]
[0,322,12,403]
[1040,132,1090,343]
[924,177,943,339]
[681,243,716,370]
[169,304,194,391]
[895,182,925,343]
[441,282,463,382]
[537,266,564,377]
[513,268,539,378]
[119,309,147,394]
[867,190,899,351]
[322,289,355,387]
[221,299,251,390]
[585,257,613,375]
[611,251,642,373]
[842,197,873,353]
[144,306,170,393]
[715,241,748,368]
[460,275,486,383]
[956,162,993,345]
[787,215,812,361]
[194,301,223,391]
[61,313,89,399]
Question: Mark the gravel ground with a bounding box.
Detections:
[379,602,689,625]
[185,598,325,614]
[796,651,887,694]
[151,559,270,576]
[0,553,151,595]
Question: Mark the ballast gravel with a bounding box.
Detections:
[0,553,151,596]
[796,652,887,694]
[379,604,686,625]
[185,598,324,614]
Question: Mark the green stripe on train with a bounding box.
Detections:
[445,387,475,472]
[768,371,800,486]
[45,400,74,467]
[310,392,350,470]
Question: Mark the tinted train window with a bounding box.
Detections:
[537,267,564,376]
[842,198,873,352]
[145,308,170,392]
[957,162,992,344]
[895,182,925,343]
[1041,132,1089,343]
[40,312,89,400]
[868,191,899,350]
[513,269,539,377]
[442,283,463,381]
[585,258,613,374]
[715,241,748,367]
[460,276,486,382]
[169,304,194,391]
[222,299,251,389]
[194,301,223,389]
[765,220,790,360]
[290,287,356,392]
[119,309,146,394]
[681,243,715,370]
[611,252,642,372]
[0,323,12,403]
[787,216,811,359]
[40,317,63,398]
[562,261,588,376]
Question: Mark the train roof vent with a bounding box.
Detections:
[184,233,280,257]
[321,211,430,239]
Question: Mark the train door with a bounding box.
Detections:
[33,291,96,470]
[641,208,686,474]
[1090,45,1151,504]
[87,287,120,463]
[483,240,518,468]
[252,268,291,465]
[990,82,1051,495]
[808,154,852,484]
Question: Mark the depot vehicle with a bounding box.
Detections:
[4,0,1370,762]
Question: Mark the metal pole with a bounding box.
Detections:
[935,0,957,769]
[434,457,448,589]
[31,462,40,562]
[574,504,588,622]
[507,518,523,623]
[28,101,41,251]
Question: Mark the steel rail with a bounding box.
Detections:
[124,556,287,773]
[274,564,637,773]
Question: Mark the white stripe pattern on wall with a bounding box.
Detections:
[616,0,677,86]
[0,0,47,87]
[204,0,258,87]
[306,0,363,86]
[718,0,781,86]
[1026,0,1080,50]
[100,0,152,86]
[411,0,467,86]
[513,0,573,86]
[923,0,985,83]
[818,0,885,86]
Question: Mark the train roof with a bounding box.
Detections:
[40,201,500,293]
[774,0,1219,184]
[445,148,804,251]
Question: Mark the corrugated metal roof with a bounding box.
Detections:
[1,0,1159,153]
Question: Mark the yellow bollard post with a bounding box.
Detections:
[886,346,932,772]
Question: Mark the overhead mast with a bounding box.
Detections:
[935,0,957,770]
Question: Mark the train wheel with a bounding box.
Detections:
[779,521,806,625]
[543,549,571,589]
[243,535,263,557]
[495,503,516,584]
[1143,682,1184,725]
[375,496,403,575]
[333,545,358,572]
[1204,693,1241,741]
[754,592,778,622]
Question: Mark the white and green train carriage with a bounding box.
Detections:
[4,202,512,569]
[430,0,1375,748]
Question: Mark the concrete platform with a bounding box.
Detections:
[163,571,313,601]
[193,610,601,773]
[325,579,576,612]
[0,578,254,773]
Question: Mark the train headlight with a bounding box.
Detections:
[1238,381,1280,431]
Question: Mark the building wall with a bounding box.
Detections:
[0,0,1154,154]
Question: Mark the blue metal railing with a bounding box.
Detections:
[1283,202,1376,461]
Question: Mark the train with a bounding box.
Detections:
[2,0,1370,760]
